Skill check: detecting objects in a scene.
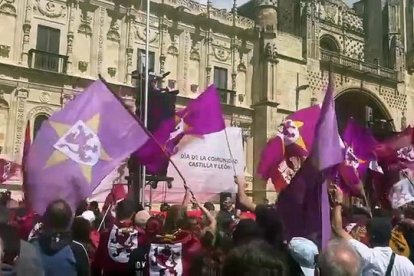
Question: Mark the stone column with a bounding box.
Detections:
[251,31,279,202]
[126,9,135,85]
[21,0,33,65]
[252,102,279,202]
[13,89,28,161]
[66,1,77,74]
[159,13,168,83]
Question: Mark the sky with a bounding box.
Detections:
[197,0,359,10]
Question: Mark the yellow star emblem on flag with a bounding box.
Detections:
[44,113,111,184]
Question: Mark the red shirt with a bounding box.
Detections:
[148,230,203,276]
[95,221,145,275]
[90,229,100,249]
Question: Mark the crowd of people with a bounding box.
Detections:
[0,176,414,275]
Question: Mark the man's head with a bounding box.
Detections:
[367,217,392,247]
[115,200,135,222]
[255,204,284,249]
[89,201,99,212]
[164,205,188,234]
[222,240,288,276]
[232,219,260,246]
[220,193,233,212]
[134,210,151,228]
[43,199,73,231]
[318,239,362,276]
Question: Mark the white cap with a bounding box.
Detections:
[81,210,96,223]
[288,237,319,276]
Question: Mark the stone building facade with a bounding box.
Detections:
[0,0,413,202]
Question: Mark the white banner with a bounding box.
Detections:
[389,177,414,209]
[89,162,128,203]
[147,127,245,203]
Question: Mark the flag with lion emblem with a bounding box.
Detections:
[27,80,151,214]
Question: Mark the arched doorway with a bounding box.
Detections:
[320,35,340,53]
[335,90,394,139]
[33,114,49,139]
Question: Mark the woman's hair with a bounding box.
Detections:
[222,239,288,276]
[163,205,189,234]
[71,217,91,243]
[232,219,261,246]
[255,205,285,250]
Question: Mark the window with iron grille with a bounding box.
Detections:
[138,49,155,74]
[214,67,228,89]
[35,25,61,72]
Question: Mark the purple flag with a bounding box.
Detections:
[178,85,225,135]
[277,159,328,248]
[257,135,285,181]
[339,118,377,195]
[285,105,321,158]
[132,88,179,176]
[312,82,343,170]
[27,80,150,214]
[342,118,377,161]
[133,118,183,175]
[257,105,321,191]
[277,80,343,249]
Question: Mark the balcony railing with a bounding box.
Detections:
[28,49,68,74]
[217,88,236,105]
[320,49,397,81]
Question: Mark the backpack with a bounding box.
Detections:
[32,240,77,276]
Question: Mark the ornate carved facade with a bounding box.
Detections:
[1,0,414,202]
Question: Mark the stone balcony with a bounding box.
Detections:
[320,50,398,84]
[217,88,236,106]
[28,49,68,74]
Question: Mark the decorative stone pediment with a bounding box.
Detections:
[213,45,230,62]
[34,0,67,18]
[134,25,159,44]
[0,0,17,16]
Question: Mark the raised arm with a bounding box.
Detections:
[331,184,353,240]
[182,186,191,207]
[193,198,217,235]
[235,175,256,212]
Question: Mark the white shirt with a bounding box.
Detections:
[349,239,414,276]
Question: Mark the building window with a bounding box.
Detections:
[214,67,235,104]
[214,67,228,89]
[320,35,340,53]
[138,49,155,74]
[34,25,61,72]
[33,114,49,139]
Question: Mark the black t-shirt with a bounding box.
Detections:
[254,204,303,275]
[127,244,150,276]
[216,210,235,228]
